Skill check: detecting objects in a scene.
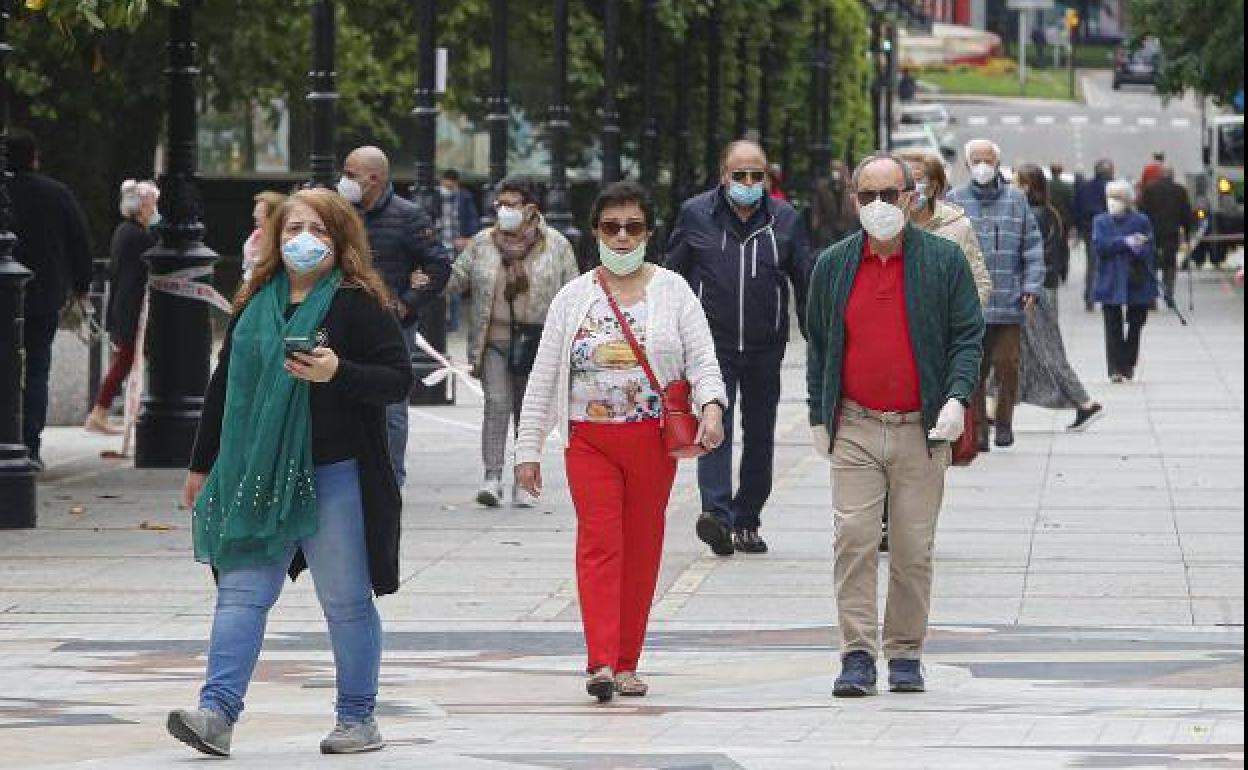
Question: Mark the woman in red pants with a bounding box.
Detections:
[515,181,727,702]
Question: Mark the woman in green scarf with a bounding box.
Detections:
[167,189,414,757]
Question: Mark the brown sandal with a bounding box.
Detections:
[614,671,648,697]
[586,667,614,703]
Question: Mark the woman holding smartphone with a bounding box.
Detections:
[168,188,412,757]
[515,181,727,702]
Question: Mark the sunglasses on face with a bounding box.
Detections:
[730,169,767,184]
[856,188,906,206]
[598,220,648,237]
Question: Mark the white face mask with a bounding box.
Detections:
[1107,199,1128,217]
[337,176,363,205]
[859,199,907,242]
[970,162,998,186]
[496,205,526,232]
[911,182,929,211]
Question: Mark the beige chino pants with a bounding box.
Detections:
[831,400,951,660]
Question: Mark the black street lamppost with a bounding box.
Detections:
[639,0,660,190]
[884,21,898,151]
[545,0,575,239]
[0,0,36,528]
[815,9,833,178]
[481,0,509,226]
[757,39,772,156]
[135,0,219,468]
[733,33,748,140]
[670,23,691,218]
[308,0,338,188]
[870,12,884,151]
[601,0,621,185]
[807,10,826,185]
[702,2,722,186]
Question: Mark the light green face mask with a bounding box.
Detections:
[598,239,647,276]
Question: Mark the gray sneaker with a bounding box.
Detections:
[166,707,232,757]
[320,717,385,754]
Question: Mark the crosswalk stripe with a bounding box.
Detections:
[968,116,989,126]
[1036,116,1056,125]
[1138,116,1157,127]
[1104,115,1123,126]
[1070,115,1089,125]
[1002,115,1023,125]
[1171,117,1192,128]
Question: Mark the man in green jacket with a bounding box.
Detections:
[806,153,984,697]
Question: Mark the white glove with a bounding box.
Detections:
[1124,233,1150,251]
[927,399,966,442]
[811,424,831,459]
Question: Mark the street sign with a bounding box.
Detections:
[1007,0,1055,9]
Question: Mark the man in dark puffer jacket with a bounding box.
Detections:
[339,146,451,487]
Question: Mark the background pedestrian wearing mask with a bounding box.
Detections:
[947,139,1045,451]
[242,191,287,284]
[1137,166,1195,303]
[666,140,812,556]
[515,181,726,703]
[807,152,983,697]
[84,179,159,435]
[1074,159,1115,312]
[1093,180,1158,382]
[442,178,578,508]
[438,169,481,332]
[170,189,413,757]
[338,146,451,487]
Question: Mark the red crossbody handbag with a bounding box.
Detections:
[597,269,705,459]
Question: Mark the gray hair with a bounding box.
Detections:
[850,151,915,191]
[1105,178,1135,204]
[964,138,1001,163]
[119,179,159,218]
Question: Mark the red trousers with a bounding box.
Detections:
[95,341,136,410]
[565,419,677,674]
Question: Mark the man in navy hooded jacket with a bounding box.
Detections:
[666,140,812,556]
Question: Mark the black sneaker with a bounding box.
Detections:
[888,658,926,693]
[1067,403,1105,432]
[833,651,878,697]
[994,424,1015,448]
[695,512,734,556]
[733,528,768,554]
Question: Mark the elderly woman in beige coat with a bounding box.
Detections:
[899,150,993,306]
[441,178,579,508]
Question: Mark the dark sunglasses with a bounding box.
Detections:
[598,221,648,237]
[730,169,767,184]
[856,188,906,206]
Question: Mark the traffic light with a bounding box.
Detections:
[1065,8,1080,30]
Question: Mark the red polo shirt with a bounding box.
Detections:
[841,241,922,412]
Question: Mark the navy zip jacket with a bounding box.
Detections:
[360,185,451,327]
[664,187,812,353]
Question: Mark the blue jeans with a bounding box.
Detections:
[198,459,382,724]
[697,347,784,531]
[385,326,413,487]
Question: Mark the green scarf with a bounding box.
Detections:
[193,269,342,571]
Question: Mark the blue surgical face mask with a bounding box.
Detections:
[728,180,765,207]
[281,231,332,273]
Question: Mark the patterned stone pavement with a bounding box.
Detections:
[0,256,1242,769]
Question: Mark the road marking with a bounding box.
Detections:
[1035,115,1056,125]
[1171,117,1192,128]
[1001,115,1023,125]
[1104,115,1123,126]
[1070,115,1089,125]
[1137,116,1158,127]
[967,115,989,126]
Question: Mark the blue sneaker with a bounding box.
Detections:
[833,651,878,697]
[888,658,926,693]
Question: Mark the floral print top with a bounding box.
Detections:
[568,286,661,423]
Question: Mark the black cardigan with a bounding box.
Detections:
[106,219,156,343]
[190,285,414,596]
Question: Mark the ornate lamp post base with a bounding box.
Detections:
[0,262,36,530]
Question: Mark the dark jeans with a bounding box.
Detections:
[974,323,1022,439]
[1102,305,1149,378]
[697,346,784,531]
[1080,227,1098,308]
[1155,240,1179,301]
[22,311,59,458]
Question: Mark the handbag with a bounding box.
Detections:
[506,296,543,377]
[951,405,978,467]
[597,269,704,459]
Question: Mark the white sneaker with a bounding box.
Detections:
[512,484,537,508]
[475,479,503,508]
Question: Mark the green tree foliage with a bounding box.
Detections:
[1128,0,1244,105]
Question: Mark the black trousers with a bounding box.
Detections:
[1102,305,1149,378]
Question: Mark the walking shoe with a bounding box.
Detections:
[1123,367,1136,381]
[994,424,1015,448]
[586,666,615,703]
[695,512,734,556]
[1110,373,1125,384]
[475,478,503,508]
[166,707,233,757]
[28,453,45,473]
[733,528,769,554]
[614,671,649,697]
[512,483,537,509]
[1067,403,1105,432]
[320,717,385,754]
[888,658,926,693]
[833,651,878,697]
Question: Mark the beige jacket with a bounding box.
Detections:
[515,267,728,465]
[921,201,993,306]
[445,217,580,371]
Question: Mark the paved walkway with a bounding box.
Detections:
[1,256,1243,769]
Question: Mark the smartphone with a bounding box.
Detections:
[283,335,318,357]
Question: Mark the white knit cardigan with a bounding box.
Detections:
[514,267,728,465]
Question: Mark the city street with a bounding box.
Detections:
[0,243,1242,768]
